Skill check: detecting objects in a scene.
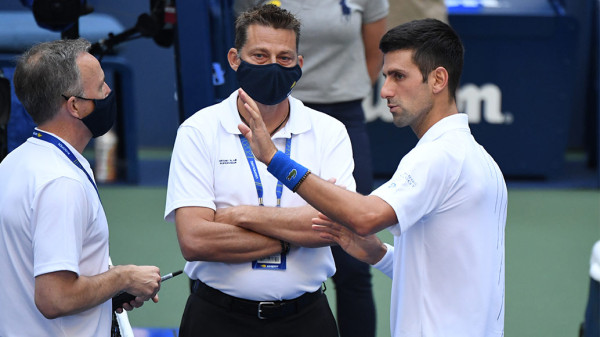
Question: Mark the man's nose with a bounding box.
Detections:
[380,78,393,99]
[103,83,111,98]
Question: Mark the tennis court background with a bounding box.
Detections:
[102,186,600,337]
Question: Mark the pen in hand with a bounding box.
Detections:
[112,270,184,312]
[161,270,183,282]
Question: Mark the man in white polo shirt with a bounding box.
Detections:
[236,19,507,337]
[164,5,354,337]
[0,38,161,337]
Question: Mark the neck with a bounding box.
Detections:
[237,97,290,136]
[413,101,459,139]
[38,119,92,154]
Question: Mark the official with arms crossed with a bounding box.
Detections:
[165,5,354,337]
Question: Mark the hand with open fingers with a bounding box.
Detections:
[312,214,387,265]
[237,89,278,164]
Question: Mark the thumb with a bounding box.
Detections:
[238,123,252,139]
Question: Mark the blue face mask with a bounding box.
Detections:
[236,59,302,105]
[63,91,117,138]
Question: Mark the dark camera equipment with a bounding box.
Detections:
[0,69,10,163]
[88,0,176,59]
[30,0,93,39]
[26,0,175,57]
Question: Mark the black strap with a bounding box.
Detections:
[192,280,323,319]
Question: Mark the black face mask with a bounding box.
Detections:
[64,91,117,138]
[236,59,302,105]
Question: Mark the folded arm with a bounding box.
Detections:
[215,204,334,248]
[175,206,281,263]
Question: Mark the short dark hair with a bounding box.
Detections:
[380,19,464,100]
[13,38,90,125]
[234,4,301,52]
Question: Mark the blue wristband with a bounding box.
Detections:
[267,151,310,192]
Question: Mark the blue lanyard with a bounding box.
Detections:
[32,129,100,198]
[239,135,291,207]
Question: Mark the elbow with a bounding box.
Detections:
[177,233,202,261]
[35,296,65,320]
[180,244,200,262]
[353,225,376,237]
[179,239,215,262]
[176,222,215,262]
[39,309,61,320]
[181,251,194,262]
[348,212,381,237]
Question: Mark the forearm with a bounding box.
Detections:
[365,50,383,85]
[217,205,332,248]
[35,267,131,319]
[189,224,281,263]
[362,17,387,84]
[296,174,394,236]
[175,208,281,263]
[312,218,388,265]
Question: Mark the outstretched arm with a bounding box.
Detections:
[237,89,398,236]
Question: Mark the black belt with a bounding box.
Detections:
[192,280,323,320]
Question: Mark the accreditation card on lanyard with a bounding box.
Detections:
[239,135,291,270]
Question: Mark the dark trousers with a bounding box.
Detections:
[582,277,600,337]
[305,100,376,337]
[179,282,339,337]
[304,100,374,195]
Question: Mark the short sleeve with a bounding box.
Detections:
[371,144,458,235]
[363,0,389,23]
[165,125,217,222]
[32,177,89,277]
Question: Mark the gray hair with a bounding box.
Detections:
[13,38,91,125]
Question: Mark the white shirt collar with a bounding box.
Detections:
[220,90,311,139]
[417,113,470,146]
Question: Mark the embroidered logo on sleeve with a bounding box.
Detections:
[401,173,416,187]
[387,173,416,190]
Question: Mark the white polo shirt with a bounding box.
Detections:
[165,91,356,301]
[371,114,507,337]
[0,131,111,337]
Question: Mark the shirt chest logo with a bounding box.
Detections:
[219,159,238,165]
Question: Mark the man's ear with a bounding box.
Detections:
[298,54,304,68]
[64,96,83,119]
[228,48,241,71]
[430,66,448,94]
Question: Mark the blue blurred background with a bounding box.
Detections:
[1,0,599,187]
[0,1,599,336]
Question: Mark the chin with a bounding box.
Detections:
[392,118,407,128]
